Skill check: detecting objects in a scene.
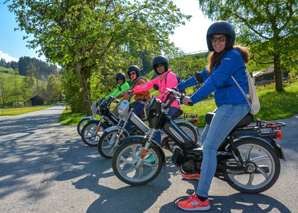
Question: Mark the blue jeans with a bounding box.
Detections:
[196,104,250,198]
[125,102,145,133]
[154,107,180,144]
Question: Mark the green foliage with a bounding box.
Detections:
[47,75,61,103]
[6,0,191,114]
[197,0,298,91]
[60,70,84,113]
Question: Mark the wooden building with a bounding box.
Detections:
[29,95,45,106]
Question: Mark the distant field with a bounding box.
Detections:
[0,66,46,86]
[0,66,9,72]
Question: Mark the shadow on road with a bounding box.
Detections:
[161,192,291,212]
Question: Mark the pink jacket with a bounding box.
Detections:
[133,70,180,109]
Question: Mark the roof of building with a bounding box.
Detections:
[29,95,46,100]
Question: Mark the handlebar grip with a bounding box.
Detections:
[163,91,172,104]
[188,102,193,106]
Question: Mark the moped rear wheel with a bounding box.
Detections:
[112,140,163,186]
[98,130,129,159]
[224,138,280,194]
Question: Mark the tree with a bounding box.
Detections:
[26,62,37,94]
[6,0,191,114]
[198,0,298,91]
[12,68,22,107]
[47,75,61,103]
[21,75,33,105]
[0,74,13,108]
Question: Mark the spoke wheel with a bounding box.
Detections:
[77,118,90,136]
[224,138,280,194]
[98,130,128,159]
[81,121,104,146]
[112,140,163,186]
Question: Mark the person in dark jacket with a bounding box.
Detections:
[176,21,251,211]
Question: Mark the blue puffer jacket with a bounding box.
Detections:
[177,48,249,106]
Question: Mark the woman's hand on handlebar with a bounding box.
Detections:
[182,96,193,106]
[113,98,120,103]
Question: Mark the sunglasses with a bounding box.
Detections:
[210,36,226,43]
[154,63,164,68]
[129,72,136,76]
[117,78,123,81]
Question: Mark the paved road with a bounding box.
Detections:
[0,105,297,213]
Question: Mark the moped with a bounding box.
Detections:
[112,73,285,194]
[81,96,119,146]
[98,91,199,158]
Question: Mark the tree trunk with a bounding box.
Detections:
[75,57,92,115]
[274,54,284,91]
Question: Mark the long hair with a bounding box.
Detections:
[206,46,250,76]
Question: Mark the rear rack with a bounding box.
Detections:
[255,118,286,130]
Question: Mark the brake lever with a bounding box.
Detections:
[179,93,193,106]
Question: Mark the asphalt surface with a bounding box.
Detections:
[0,104,297,213]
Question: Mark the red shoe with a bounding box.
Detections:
[182,173,200,180]
[177,194,210,211]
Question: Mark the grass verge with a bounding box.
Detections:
[0,105,55,116]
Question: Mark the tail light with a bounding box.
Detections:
[194,118,198,124]
[275,130,282,139]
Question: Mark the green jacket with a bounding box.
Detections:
[105,82,130,100]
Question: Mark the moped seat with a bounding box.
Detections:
[171,109,183,120]
[205,112,254,129]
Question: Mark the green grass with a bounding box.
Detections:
[0,66,9,72]
[13,79,296,127]
[0,105,54,115]
[59,105,100,125]
[0,67,47,87]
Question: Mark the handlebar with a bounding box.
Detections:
[163,88,193,108]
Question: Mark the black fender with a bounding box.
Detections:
[120,135,167,170]
[233,132,285,161]
[87,120,99,124]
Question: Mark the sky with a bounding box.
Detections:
[0,0,213,62]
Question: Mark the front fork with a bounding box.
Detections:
[112,119,130,148]
[135,129,157,168]
[228,136,245,166]
[92,116,104,136]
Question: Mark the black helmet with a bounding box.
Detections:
[127,65,140,79]
[152,55,169,75]
[206,21,235,51]
[115,73,126,83]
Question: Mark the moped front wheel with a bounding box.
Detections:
[98,130,129,159]
[77,118,90,136]
[112,140,163,186]
[81,121,104,146]
[224,138,280,194]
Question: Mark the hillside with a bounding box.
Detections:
[0,57,58,80]
[0,66,47,87]
[0,66,9,72]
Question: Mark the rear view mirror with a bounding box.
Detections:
[153,84,159,90]
[194,72,203,83]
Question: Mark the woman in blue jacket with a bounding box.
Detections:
[176,21,251,211]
